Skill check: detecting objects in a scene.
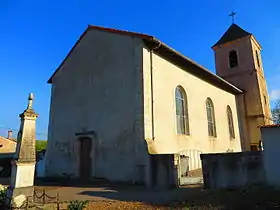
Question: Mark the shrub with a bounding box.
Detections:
[67,200,89,210]
[0,185,7,204]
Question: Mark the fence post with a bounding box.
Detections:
[43,189,46,205]
[33,188,36,203]
[56,193,60,210]
[25,196,29,210]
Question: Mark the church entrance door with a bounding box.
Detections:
[79,137,92,180]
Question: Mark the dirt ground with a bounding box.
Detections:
[34,184,201,203]
[2,178,280,209]
[33,182,280,209]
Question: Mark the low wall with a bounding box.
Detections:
[0,158,12,177]
[200,151,265,189]
[0,154,14,178]
[261,126,280,186]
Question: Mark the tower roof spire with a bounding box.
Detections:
[212,23,252,49]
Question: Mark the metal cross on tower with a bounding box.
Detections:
[229,11,237,23]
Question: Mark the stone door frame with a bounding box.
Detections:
[75,131,97,181]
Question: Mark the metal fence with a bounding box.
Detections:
[3,188,61,210]
[33,189,60,209]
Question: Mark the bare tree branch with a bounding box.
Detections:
[272,100,280,124]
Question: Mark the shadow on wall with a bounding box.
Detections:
[200,151,265,189]
[0,156,13,178]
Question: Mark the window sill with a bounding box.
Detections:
[229,65,238,70]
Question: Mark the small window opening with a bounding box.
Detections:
[256,50,260,67]
[229,50,238,68]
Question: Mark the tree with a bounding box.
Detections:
[36,140,47,152]
[272,100,280,124]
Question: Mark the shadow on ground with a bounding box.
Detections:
[77,185,202,205]
[2,178,280,209]
[35,177,145,188]
[77,185,280,209]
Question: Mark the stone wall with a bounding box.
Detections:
[0,137,16,153]
[201,151,265,189]
[261,126,280,186]
[46,29,150,185]
[213,34,273,147]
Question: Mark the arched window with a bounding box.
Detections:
[206,98,216,137]
[175,86,190,135]
[229,50,238,68]
[227,106,235,139]
[255,50,260,67]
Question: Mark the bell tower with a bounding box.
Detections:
[212,23,273,151]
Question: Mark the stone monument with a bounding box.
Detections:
[6,93,38,205]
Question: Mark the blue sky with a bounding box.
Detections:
[0,0,279,139]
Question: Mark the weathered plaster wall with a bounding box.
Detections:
[235,94,250,151]
[261,127,280,186]
[46,29,148,183]
[143,48,242,170]
[214,36,273,147]
[201,151,265,189]
[0,137,16,153]
[15,116,37,162]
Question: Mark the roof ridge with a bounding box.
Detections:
[88,25,153,40]
[0,136,17,142]
[47,25,242,94]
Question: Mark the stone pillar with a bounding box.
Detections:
[6,93,38,203]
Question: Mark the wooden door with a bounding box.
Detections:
[79,137,92,180]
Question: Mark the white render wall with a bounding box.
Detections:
[46,28,243,184]
[143,48,242,170]
[46,30,149,183]
[11,162,36,188]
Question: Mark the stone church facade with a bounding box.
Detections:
[45,23,272,188]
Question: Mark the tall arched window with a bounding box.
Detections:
[175,86,190,135]
[227,106,235,139]
[206,98,216,137]
[229,50,238,68]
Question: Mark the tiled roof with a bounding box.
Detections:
[0,136,17,142]
[47,25,242,94]
[212,24,252,48]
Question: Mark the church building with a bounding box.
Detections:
[45,22,272,188]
